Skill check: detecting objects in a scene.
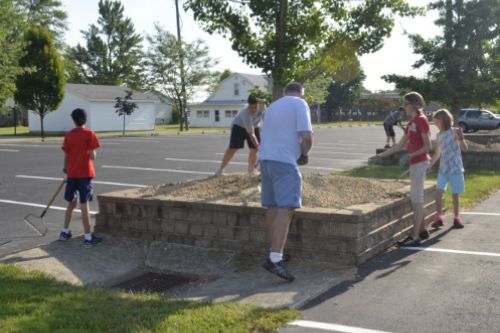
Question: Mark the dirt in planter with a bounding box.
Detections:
[464,139,500,152]
[139,174,407,209]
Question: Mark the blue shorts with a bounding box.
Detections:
[260,160,301,208]
[437,172,464,194]
[64,178,94,203]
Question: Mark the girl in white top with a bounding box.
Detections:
[428,109,468,229]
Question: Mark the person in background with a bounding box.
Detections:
[216,94,265,176]
[383,107,406,148]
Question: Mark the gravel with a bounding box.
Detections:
[139,174,407,209]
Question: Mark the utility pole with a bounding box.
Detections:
[174,0,189,131]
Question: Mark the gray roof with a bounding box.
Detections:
[66,84,158,102]
[238,73,271,90]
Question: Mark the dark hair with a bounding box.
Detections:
[247,94,258,105]
[71,108,87,126]
[399,106,405,112]
[284,82,304,94]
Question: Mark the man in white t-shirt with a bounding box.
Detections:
[259,82,313,282]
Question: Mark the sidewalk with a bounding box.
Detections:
[0,236,354,309]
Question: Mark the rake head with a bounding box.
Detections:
[23,213,48,237]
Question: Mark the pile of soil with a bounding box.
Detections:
[139,174,407,209]
[464,139,500,152]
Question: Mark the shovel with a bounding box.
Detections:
[23,179,66,236]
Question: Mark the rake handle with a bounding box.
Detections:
[40,179,66,218]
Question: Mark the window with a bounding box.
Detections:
[225,110,232,118]
[466,111,480,119]
[215,110,220,122]
[196,110,203,118]
[203,110,209,118]
[232,110,238,117]
[234,83,239,96]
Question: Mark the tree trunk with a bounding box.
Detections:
[123,114,126,136]
[272,0,288,101]
[40,114,45,142]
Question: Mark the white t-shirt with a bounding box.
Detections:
[259,96,313,165]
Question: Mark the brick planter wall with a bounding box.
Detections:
[96,182,437,265]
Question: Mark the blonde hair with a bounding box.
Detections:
[404,92,425,114]
[433,108,453,130]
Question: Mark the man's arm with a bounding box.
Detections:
[249,132,259,149]
[300,131,313,156]
[90,150,96,160]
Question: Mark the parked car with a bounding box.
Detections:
[457,109,500,132]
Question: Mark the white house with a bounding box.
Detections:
[28,84,170,133]
[189,73,271,127]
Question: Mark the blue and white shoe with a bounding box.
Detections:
[83,235,103,248]
[59,231,72,241]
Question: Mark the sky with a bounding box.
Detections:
[60,0,441,92]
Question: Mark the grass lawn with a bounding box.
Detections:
[0,122,382,140]
[336,164,500,209]
[0,264,299,333]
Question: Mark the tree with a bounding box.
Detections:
[69,0,144,88]
[0,0,25,105]
[114,90,138,136]
[304,76,331,123]
[185,0,421,100]
[14,0,68,45]
[14,26,65,141]
[144,24,218,131]
[384,0,500,115]
[325,61,366,121]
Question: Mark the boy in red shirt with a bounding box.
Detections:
[59,108,103,248]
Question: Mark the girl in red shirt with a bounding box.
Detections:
[374,92,431,246]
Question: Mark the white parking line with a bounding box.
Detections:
[0,149,19,152]
[0,143,60,148]
[167,157,338,170]
[461,212,500,216]
[290,320,394,333]
[402,246,500,258]
[16,175,147,188]
[0,199,98,215]
[101,165,214,175]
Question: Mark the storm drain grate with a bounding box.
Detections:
[113,272,196,293]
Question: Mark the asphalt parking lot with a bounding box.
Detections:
[2,125,500,333]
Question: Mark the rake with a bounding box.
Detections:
[23,179,66,236]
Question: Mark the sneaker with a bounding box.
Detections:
[419,229,430,240]
[262,258,295,282]
[397,236,421,247]
[384,144,390,149]
[453,217,465,229]
[430,216,444,229]
[58,231,72,241]
[282,253,291,263]
[83,235,103,248]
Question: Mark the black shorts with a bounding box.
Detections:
[384,123,395,137]
[64,178,94,203]
[229,125,260,149]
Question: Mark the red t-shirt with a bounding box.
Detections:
[62,127,101,178]
[405,113,431,165]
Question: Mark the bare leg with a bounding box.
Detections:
[435,189,444,216]
[270,208,294,253]
[452,193,460,217]
[265,208,278,246]
[63,201,77,229]
[217,148,238,174]
[391,136,396,146]
[248,148,258,174]
[80,202,92,234]
[411,202,425,239]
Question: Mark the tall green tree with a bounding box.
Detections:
[70,0,144,88]
[384,0,499,115]
[0,0,26,105]
[325,61,366,122]
[14,0,68,44]
[14,27,65,141]
[144,24,218,131]
[185,0,421,100]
